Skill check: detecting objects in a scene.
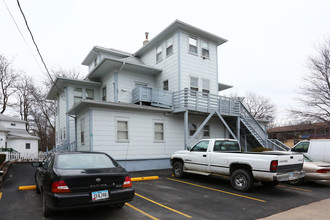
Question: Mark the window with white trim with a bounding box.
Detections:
[190,76,199,96]
[163,80,169,91]
[189,123,197,136]
[156,45,162,62]
[203,125,210,138]
[80,118,85,145]
[202,79,210,97]
[189,36,198,54]
[74,88,82,105]
[154,122,164,141]
[201,40,209,58]
[117,120,128,141]
[86,89,94,100]
[166,37,173,56]
[102,86,107,101]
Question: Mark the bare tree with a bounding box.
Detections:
[291,38,330,124]
[242,91,276,121]
[0,55,19,114]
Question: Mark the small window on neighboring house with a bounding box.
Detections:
[102,86,107,101]
[203,125,210,138]
[117,120,128,141]
[26,143,30,149]
[154,122,164,141]
[86,89,94,100]
[163,80,169,91]
[202,79,210,97]
[156,45,162,62]
[166,38,173,56]
[189,123,197,136]
[11,123,16,126]
[190,77,199,96]
[189,36,198,54]
[74,88,82,105]
[201,40,209,58]
[80,118,85,145]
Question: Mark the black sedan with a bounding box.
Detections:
[33,151,135,217]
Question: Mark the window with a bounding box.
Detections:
[163,80,169,91]
[94,57,98,67]
[80,118,85,145]
[156,45,162,62]
[189,123,197,136]
[117,120,128,141]
[201,40,209,58]
[26,143,30,149]
[190,77,199,95]
[189,36,198,54]
[154,123,164,141]
[102,86,107,101]
[191,140,209,152]
[86,89,94,100]
[74,88,82,105]
[291,141,310,153]
[166,37,173,56]
[213,141,240,152]
[202,79,210,97]
[56,153,117,169]
[203,125,210,137]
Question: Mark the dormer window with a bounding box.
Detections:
[189,36,198,54]
[166,37,173,56]
[156,45,162,62]
[201,40,209,58]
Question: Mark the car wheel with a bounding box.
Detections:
[231,169,254,192]
[43,191,52,217]
[35,178,40,194]
[173,161,184,178]
[261,181,279,187]
[288,178,305,185]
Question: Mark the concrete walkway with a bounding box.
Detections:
[258,198,330,220]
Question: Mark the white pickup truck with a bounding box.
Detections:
[170,138,305,192]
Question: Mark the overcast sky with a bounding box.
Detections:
[1,0,330,124]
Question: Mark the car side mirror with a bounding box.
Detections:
[187,147,191,151]
[31,162,42,167]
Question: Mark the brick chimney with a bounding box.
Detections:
[143,32,149,46]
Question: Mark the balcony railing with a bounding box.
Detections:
[132,87,172,109]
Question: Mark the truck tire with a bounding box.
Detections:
[173,161,184,178]
[288,178,305,185]
[231,169,254,192]
[261,181,279,187]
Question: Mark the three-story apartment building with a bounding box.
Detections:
[47,20,270,171]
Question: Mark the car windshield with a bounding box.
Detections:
[55,153,117,169]
[303,154,313,162]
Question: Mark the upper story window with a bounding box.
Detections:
[163,80,169,91]
[102,86,107,101]
[74,88,82,105]
[190,76,199,95]
[202,79,210,96]
[166,38,173,56]
[156,45,162,62]
[189,36,198,54]
[86,89,94,100]
[201,40,209,58]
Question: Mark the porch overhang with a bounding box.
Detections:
[218,82,233,92]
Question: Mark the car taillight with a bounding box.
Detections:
[270,160,278,172]
[316,169,330,173]
[52,180,71,193]
[123,176,132,188]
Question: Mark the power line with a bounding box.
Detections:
[16,0,57,88]
[2,0,44,74]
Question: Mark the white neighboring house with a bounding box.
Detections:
[47,20,272,171]
[0,114,39,158]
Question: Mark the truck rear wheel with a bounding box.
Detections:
[173,161,184,178]
[231,169,254,192]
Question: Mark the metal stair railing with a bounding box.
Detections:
[268,139,291,151]
[240,103,268,148]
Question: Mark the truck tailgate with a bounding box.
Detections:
[277,153,303,172]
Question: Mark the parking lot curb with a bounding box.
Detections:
[19,185,36,191]
[131,176,159,182]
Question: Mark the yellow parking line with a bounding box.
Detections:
[166,178,266,203]
[278,185,312,192]
[0,192,2,200]
[126,203,159,220]
[135,193,192,218]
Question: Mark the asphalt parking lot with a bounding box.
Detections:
[0,163,330,220]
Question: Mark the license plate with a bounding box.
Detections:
[91,190,109,201]
[289,172,295,180]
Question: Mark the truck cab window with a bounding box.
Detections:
[214,141,240,152]
[191,140,209,152]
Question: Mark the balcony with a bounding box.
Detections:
[132,87,240,116]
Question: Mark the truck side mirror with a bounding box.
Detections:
[187,147,191,151]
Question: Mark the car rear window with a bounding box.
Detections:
[56,153,117,169]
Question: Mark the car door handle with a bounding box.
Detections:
[203,155,207,157]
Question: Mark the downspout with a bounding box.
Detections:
[114,61,126,102]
